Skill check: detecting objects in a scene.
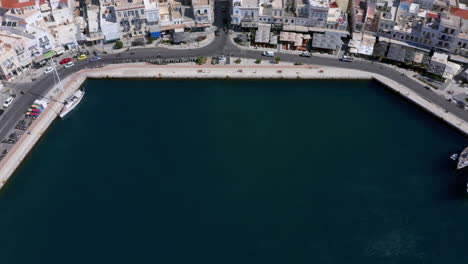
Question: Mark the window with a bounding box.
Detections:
[141,9,144,14]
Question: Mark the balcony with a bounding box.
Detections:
[241,16,254,22]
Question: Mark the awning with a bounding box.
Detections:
[255,24,271,43]
[43,50,57,59]
[33,55,46,64]
[150,31,162,38]
[55,46,65,55]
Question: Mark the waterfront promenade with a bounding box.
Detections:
[0,63,467,189]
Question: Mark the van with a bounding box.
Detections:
[262,51,274,57]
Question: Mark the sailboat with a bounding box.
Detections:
[59,88,85,118]
[50,58,85,118]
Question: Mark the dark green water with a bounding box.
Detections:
[1,79,468,263]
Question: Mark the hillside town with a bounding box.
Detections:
[0,0,468,83]
[0,0,215,81]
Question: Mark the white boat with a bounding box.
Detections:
[451,153,459,160]
[59,90,84,118]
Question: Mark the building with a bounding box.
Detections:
[0,38,23,80]
[311,29,347,53]
[114,0,147,39]
[192,0,213,28]
[427,52,448,76]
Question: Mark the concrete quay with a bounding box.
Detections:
[0,63,467,190]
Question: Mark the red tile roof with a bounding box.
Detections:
[426,11,439,19]
[0,0,35,8]
[450,7,468,20]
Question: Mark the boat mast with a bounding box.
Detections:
[50,58,66,104]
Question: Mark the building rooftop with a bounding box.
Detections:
[192,0,209,6]
[431,52,448,64]
[450,7,468,20]
[0,0,35,9]
[309,0,329,8]
[241,0,258,7]
[441,14,461,29]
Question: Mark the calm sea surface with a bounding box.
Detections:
[1,79,468,263]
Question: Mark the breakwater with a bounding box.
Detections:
[0,63,467,190]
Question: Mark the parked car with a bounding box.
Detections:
[44,67,54,74]
[0,109,4,117]
[3,97,14,108]
[64,61,75,68]
[424,86,431,90]
[90,56,101,62]
[215,30,220,36]
[339,55,353,62]
[299,51,311,57]
[262,51,275,57]
[78,54,87,60]
[59,57,72,64]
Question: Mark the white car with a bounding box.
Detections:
[262,51,274,57]
[64,61,74,68]
[3,97,14,108]
[44,67,54,74]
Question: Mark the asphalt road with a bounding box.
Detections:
[1,1,467,141]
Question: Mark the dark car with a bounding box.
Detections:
[0,109,4,117]
[424,86,431,90]
[215,30,220,36]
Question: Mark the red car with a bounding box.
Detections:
[59,57,72,64]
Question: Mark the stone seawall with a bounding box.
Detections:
[0,63,466,190]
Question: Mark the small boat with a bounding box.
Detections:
[59,89,84,118]
[451,153,459,160]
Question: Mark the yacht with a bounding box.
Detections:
[59,89,84,118]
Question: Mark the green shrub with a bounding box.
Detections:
[255,59,262,64]
[196,56,207,65]
[235,58,242,64]
[114,40,123,49]
[274,56,281,64]
[294,62,303,65]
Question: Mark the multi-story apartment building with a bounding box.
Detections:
[0,38,23,80]
[231,0,347,30]
[115,0,147,38]
[192,0,213,27]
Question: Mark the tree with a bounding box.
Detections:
[147,37,156,44]
[235,58,242,64]
[255,59,262,64]
[114,40,124,49]
[275,56,281,64]
[196,56,207,65]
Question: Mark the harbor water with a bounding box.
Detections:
[1,79,468,263]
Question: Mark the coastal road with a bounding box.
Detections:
[1,2,468,141]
